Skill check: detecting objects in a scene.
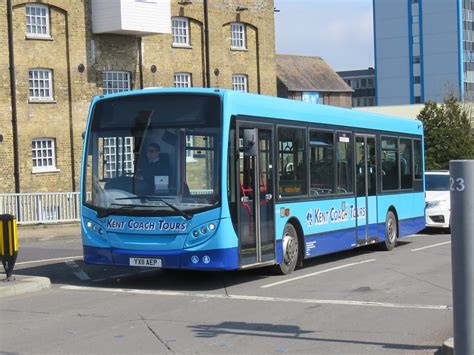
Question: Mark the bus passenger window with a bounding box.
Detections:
[278,127,307,197]
[381,137,399,191]
[309,130,335,196]
[336,133,353,194]
[414,139,423,180]
[400,138,413,189]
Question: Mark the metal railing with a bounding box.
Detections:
[0,192,83,225]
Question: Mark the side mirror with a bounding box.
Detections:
[243,129,257,156]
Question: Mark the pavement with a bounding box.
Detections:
[0,222,80,298]
[0,222,455,354]
[16,222,81,242]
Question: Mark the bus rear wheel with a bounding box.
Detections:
[273,223,299,275]
[380,210,398,251]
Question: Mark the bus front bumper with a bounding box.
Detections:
[83,245,239,270]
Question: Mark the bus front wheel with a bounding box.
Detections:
[381,210,398,251]
[273,223,299,275]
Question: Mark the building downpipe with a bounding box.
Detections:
[203,0,211,88]
[65,12,77,192]
[7,0,20,193]
[138,37,144,89]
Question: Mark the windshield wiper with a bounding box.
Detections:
[96,204,143,218]
[115,196,193,220]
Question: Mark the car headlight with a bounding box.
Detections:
[426,200,447,209]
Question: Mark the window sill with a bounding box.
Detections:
[172,44,193,49]
[32,168,60,174]
[25,35,53,41]
[29,99,57,104]
[230,47,248,52]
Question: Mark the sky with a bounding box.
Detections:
[274,0,374,71]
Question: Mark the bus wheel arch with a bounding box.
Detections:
[380,207,399,251]
[272,218,304,275]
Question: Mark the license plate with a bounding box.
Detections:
[129,257,162,268]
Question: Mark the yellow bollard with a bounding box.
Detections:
[0,214,18,281]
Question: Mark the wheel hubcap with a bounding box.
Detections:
[387,218,396,242]
[282,233,298,265]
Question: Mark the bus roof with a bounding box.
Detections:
[93,88,423,136]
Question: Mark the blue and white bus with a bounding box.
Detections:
[81,88,425,274]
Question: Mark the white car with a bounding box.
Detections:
[425,170,450,229]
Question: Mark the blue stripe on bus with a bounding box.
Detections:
[303,216,425,258]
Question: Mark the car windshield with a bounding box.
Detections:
[83,93,221,216]
[425,174,449,191]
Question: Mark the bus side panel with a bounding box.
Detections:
[368,196,379,237]
[304,229,356,258]
[377,192,425,239]
[275,198,357,259]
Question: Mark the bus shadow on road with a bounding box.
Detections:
[12,239,414,292]
[13,260,272,292]
[188,321,439,352]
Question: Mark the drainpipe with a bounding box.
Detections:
[255,27,261,94]
[203,0,211,87]
[138,37,144,89]
[7,0,20,193]
[64,13,77,192]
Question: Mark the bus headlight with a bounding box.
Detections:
[85,219,105,240]
[186,220,220,247]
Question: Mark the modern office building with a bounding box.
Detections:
[1,0,277,193]
[374,0,471,105]
[337,67,376,107]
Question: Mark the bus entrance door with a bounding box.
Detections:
[355,136,378,245]
[238,126,275,267]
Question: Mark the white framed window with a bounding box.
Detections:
[232,74,248,92]
[231,23,246,49]
[174,73,192,88]
[26,4,50,38]
[102,71,130,95]
[103,137,134,178]
[172,17,190,46]
[32,138,57,173]
[185,135,196,162]
[29,69,53,101]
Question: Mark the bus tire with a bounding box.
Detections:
[381,210,398,251]
[273,223,299,275]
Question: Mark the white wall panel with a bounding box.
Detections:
[92,0,171,35]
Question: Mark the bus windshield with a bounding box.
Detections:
[83,93,221,217]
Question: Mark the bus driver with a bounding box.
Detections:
[138,143,171,192]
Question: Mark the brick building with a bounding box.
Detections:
[276,55,353,108]
[0,0,277,193]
